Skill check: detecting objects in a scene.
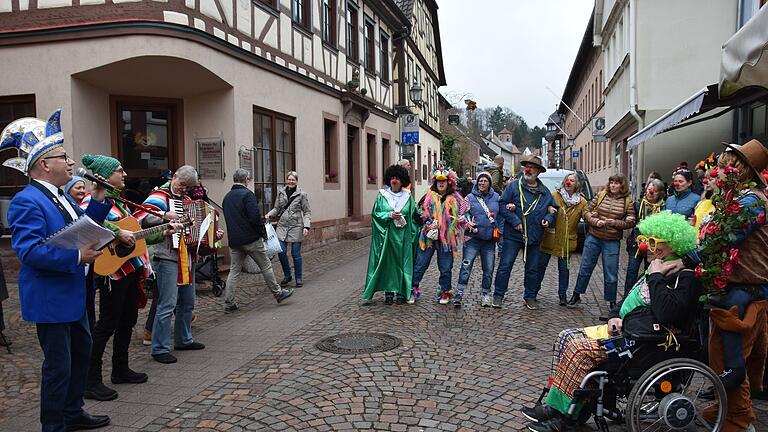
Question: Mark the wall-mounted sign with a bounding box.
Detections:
[592,117,607,142]
[448,114,460,125]
[239,146,254,177]
[572,150,581,158]
[401,113,420,144]
[197,137,225,180]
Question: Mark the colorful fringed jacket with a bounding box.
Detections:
[418,190,469,254]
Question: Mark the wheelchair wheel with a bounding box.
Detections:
[626,358,726,431]
[212,279,224,297]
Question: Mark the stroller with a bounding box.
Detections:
[195,252,225,297]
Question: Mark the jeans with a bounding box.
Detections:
[573,234,620,302]
[624,244,647,296]
[36,311,91,432]
[456,238,496,296]
[535,253,569,299]
[493,238,542,300]
[278,240,303,280]
[226,239,281,306]
[151,259,195,355]
[412,245,454,294]
[88,273,139,384]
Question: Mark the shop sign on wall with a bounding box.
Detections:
[197,137,225,180]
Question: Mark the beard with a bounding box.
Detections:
[523,173,538,183]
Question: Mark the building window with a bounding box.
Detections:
[322,0,336,44]
[366,132,377,184]
[253,107,295,216]
[116,99,181,204]
[382,137,390,175]
[323,116,339,183]
[292,0,310,29]
[363,16,375,72]
[255,0,277,10]
[380,31,390,82]
[346,2,359,62]
[0,95,35,220]
[407,56,414,85]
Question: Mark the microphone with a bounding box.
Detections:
[76,167,115,191]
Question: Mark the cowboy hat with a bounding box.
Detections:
[721,138,768,187]
[520,155,547,173]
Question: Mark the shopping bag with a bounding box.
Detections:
[264,223,282,257]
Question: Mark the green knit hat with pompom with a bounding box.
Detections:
[637,211,698,256]
[81,154,120,179]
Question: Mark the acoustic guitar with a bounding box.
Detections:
[94,216,190,276]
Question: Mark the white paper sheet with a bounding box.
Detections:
[43,215,115,250]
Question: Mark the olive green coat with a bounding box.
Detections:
[540,191,587,257]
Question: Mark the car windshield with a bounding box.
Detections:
[539,177,562,193]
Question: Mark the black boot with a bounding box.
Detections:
[111,367,148,384]
[558,296,567,307]
[384,293,394,305]
[279,276,293,287]
[84,382,118,401]
[567,293,581,306]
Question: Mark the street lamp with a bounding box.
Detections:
[409,80,423,107]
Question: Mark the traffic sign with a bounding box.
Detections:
[572,150,581,158]
[400,113,420,145]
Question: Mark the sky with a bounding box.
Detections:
[437,0,594,127]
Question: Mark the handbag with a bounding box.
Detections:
[476,196,501,242]
[264,223,282,257]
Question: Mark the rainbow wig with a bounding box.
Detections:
[637,212,698,256]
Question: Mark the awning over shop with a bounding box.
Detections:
[721,5,768,98]
[627,86,712,150]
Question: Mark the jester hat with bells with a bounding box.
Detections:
[430,163,458,186]
[0,110,64,175]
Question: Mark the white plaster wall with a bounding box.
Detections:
[0,34,395,223]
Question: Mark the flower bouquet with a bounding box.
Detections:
[696,165,766,295]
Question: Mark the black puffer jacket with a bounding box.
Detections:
[222,184,267,248]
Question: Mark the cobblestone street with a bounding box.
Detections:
[0,237,766,431]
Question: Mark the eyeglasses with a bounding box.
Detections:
[636,235,667,253]
[43,153,72,162]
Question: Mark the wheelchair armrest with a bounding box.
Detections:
[625,330,698,345]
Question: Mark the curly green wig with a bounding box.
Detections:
[637,211,698,256]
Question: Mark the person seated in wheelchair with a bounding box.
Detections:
[523,212,700,432]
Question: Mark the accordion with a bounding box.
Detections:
[170,198,218,256]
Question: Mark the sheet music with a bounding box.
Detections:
[43,215,115,250]
[196,212,213,255]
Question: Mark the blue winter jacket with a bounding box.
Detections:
[465,184,500,242]
[664,188,699,219]
[499,178,557,244]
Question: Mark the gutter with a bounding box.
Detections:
[628,0,644,196]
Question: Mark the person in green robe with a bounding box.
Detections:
[363,165,419,304]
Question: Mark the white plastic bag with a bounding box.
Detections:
[264,223,282,258]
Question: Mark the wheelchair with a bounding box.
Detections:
[540,322,728,431]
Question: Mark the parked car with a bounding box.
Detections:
[536,168,594,252]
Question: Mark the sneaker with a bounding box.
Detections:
[438,296,450,305]
[175,341,205,350]
[395,294,406,305]
[275,288,295,304]
[407,296,416,304]
[111,368,148,384]
[296,279,303,287]
[527,417,575,432]
[492,297,503,308]
[84,382,118,401]
[142,330,152,346]
[524,298,539,310]
[481,294,491,307]
[224,304,238,313]
[384,293,394,305]
[152,353,177,364]
[558,296,567,307]
[453,296,462,308]
[279,276,293,287]
[437,291,451,305]
[567,293,581,307]
[521,404,558,423]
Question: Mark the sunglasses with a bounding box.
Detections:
[636,235,668,253]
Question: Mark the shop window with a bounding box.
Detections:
[253,107,295,216]
[381,137,390,176]
[751,103,767,138]
[322,0,336,45]
[366,131,377,185]
[323,115,339,184]
[346,2,359,63]
[0,95,35,233]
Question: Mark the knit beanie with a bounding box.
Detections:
[63,175,85,195]
[82,154,120,179]
[476,172,492,183]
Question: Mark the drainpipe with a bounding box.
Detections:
[628,0,644,198]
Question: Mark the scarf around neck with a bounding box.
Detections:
[381,186,410,212]
[558,188,581,206]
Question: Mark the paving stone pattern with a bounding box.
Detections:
[0,238,765,431]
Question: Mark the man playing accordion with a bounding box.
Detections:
[135,165,205,364]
